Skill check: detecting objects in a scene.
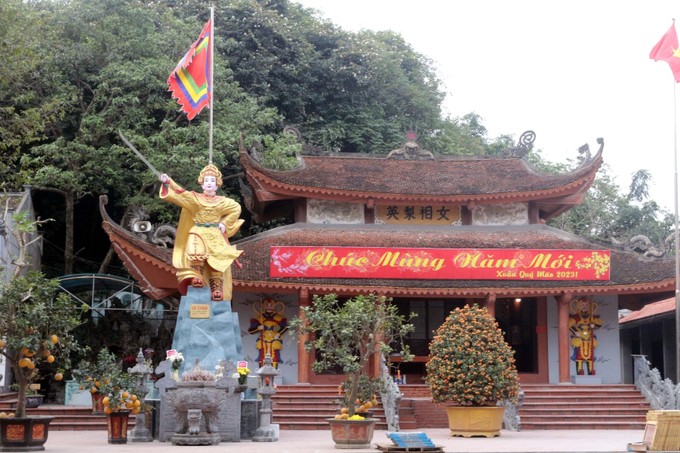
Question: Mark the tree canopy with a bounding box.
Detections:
[2,0,672,276]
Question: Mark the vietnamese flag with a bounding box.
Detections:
[650,22,680,83]
[168,20,212,120]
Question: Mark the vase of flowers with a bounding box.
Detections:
[426,304,520,437]
[168,352,184,381]
[233,366,250,386]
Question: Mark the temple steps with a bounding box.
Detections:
[0,396,136,431]
[273,383,650,431]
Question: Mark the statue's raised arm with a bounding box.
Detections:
[159,164,244,301]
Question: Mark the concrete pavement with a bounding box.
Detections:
[43,428,645,452]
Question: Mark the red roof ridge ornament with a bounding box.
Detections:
[386,130,433,160]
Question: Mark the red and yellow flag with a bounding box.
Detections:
[650,23,680,83]
[168,20,212,120]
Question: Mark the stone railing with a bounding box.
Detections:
[379,357,403,432]
[501,391,523,431]
[633,354,680,409]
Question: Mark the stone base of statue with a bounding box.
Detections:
[171,286,243,370]
[171,432,221,446]
[252,424,279,442]
[155,286,245,442]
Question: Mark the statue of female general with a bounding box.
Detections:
[159,164,243,301]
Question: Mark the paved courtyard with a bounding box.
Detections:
[43,428,644,452]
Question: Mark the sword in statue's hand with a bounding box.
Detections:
[118,131,161,178]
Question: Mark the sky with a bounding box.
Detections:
[294,0,680,213]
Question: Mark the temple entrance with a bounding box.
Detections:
[307,295,547,384]
[390,297,547,384]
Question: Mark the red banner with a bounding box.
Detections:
[270,247,610,281]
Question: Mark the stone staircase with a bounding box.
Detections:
[271,385,390,430]
[273,384,650,431]
[518,384,649,430]
[0,392,135,431]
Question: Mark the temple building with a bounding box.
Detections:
[100,132,676,387]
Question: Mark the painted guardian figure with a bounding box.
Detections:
[159,164,243,301]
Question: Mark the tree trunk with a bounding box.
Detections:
[13,363,27,418]
[98,246,115,274]
[64,194,74,274]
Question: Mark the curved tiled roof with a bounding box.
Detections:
[240,148,603,205]
[232,223,674,298]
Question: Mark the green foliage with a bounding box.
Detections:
[257,130,302,170]
[71,348,133,396]
[426,305,520,406]
[289,293,414,416]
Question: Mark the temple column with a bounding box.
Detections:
[297,288,311,384]
[557,292,573,384]
[484,293,496,317]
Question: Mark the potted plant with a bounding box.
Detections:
[290,293,414,449]
[0,211,82,451]
[100,384,148,444]
[425,304,520,437]
[72,348,132,415]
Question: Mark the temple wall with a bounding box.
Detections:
[306,199,364,224]
[547,294,621,384]
[471,202,528,226]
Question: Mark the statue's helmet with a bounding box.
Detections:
[262,298,277,312]
[198,164,223,187]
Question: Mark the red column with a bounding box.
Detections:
[297,288,311,384]
[484,293,496,317]
[557,293,572,383]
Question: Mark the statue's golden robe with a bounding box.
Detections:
[160,179,243,300]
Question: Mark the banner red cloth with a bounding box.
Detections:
[168,20,212,120]
[270,246,611,281]
[650,23,680,83]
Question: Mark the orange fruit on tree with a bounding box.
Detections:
[51,335,59,344]
[0,340,6,349]
[26,360,36,369]
[121,391,130,399]
[90,387,98,394]
[102,397,110,405]
[46,355,55,364]
[132,408,140,415]
[104,407,113,415]
[125,401,133,409]
[133,400,141,408]
[130,395,138,401]
[54,373,63,381]
[18,358,30,368]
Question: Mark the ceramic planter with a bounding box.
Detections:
[327,418,376,449]
[445,405,505,438]
[0,416,54,451]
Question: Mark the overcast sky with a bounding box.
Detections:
[294,0,680,213]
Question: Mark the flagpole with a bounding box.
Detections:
[208,6,215,165]
[674,80,680,383]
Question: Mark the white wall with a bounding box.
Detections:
[547,294,621,384]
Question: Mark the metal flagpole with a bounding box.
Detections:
[208,6,215,165]
[674,81,680,382]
